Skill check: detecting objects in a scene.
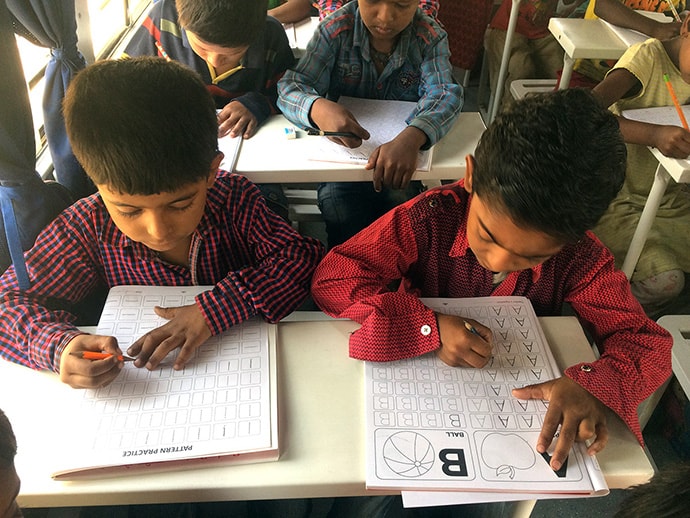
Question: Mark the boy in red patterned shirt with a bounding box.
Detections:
[312,88,672,471]
[0,57,324,390]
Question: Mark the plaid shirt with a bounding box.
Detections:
[277,1,462,148]
[311,181,673,444]
[0,172,324,373]
[123,0,295,124]
[318,0,440,20]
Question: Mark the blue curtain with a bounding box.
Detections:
[7,0,94,199]
[0,1,73,280]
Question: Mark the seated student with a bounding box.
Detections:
[0,57,325,389]
[124,0,293,219]
[278,0,462,248]
[311,89,673,470]
[268,0,318,24]
[318,0,439,20]
[485,0,585,113]
[573,0,685,87]
[0,409,20,518]
[591,14,690,315]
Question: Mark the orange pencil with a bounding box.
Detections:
[70,351,135,361]
[663,73,689,130]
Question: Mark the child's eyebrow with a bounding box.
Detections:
[477,218,551,261]
[108,192,197,208]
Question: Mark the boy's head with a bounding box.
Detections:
[358,0,418,50]
[64,56,218,195]
[465,88,626,273]
[0,409,20,518]
[176,0,268,71]
[65,57,221,257]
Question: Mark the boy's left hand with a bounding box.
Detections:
[127,303,212,371]
[366,127,427,191]
[218,101,258,139]
[512,376,609,471]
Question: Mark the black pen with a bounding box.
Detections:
[463,321,480,336]
[306,128,359,138]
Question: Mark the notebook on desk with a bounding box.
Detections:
[51,285,279,480]
[308,96,433,171]
[364,296,607,503]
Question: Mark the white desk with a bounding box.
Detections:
[548,18,628,90]
[3,315,653,508]
[621,148,690,278]
[283,16,319,58]
[658,315,690,399]
[234,112,486,186]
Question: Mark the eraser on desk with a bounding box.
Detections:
[284,127,296,140]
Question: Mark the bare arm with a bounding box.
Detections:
[594,0,681,39]
[268,0,314,24]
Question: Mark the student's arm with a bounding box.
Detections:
[268,0,314,24]
[0,206,120,382]
[593,0,681,39]
[222,18,296,138]
[199,176,325,332]
[526,235,672,447]
[277,22,339,129]
[593,68,690,157]
[407,22,463,149]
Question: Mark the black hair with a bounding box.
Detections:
[0,409,17,467]
[175,0,269,47]
[615,462,690,518]
[64,56,218,195]
[473,88,626,243]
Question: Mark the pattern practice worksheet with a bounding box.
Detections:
[52,286,278,479]
[365,297,607,497]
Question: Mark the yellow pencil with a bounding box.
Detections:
[667,1,682,23]
[663,73,689,130]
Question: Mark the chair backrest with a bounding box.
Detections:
[438,0,493,71]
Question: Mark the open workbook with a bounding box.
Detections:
[308,96,433,171]
[365,296,608,504]
[51,285,279,480]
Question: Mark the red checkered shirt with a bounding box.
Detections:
[0,172,324,373]
[311,181,672,444]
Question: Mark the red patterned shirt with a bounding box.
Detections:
[311,181,672,443]
[0,172,324,373]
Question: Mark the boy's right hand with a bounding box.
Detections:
[59,334,124,389]
[652,125,690,158]
[436,313,493,368]
[649,20,681,40]
[309,98,370,147]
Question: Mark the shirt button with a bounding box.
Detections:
[580,364,592,373]
[420,325,432,336]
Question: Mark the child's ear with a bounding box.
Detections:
[464,155,475,193]
[682,12,690,35]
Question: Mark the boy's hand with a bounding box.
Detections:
[649,20,681,40]
[366,127,427,191]
[59,334,124,389]
[436,313,493,368]
[651,125,690,158]
[512,376,609,471]
[218,101,259,139]
[309,98,370,147]
[127,303,212,371]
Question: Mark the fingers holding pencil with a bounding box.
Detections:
[59,334,126,389]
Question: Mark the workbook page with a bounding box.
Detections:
[365,297,606,496]
[52,285,278,478]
